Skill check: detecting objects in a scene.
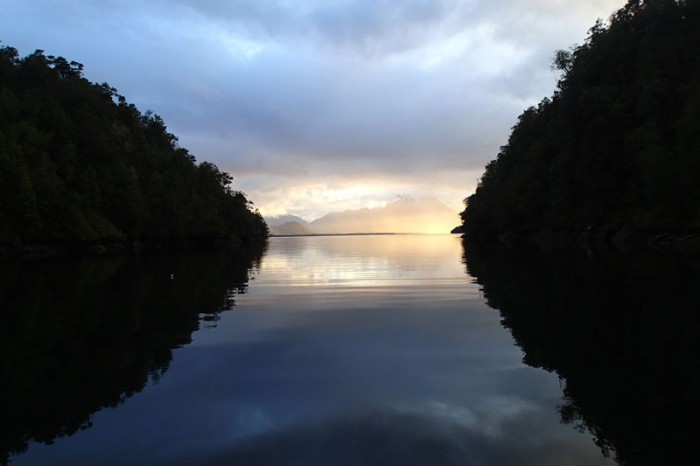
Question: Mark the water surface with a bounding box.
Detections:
[3,235,624,465]
[464,242,700,466]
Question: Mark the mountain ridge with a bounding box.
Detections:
[267,197,459,235]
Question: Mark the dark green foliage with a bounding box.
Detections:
[0,46,267,246]
[462,0,700,237]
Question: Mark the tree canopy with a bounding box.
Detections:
[0,45,267,248]
[461,0,700,239]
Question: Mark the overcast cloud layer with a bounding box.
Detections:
[2,0,627,220]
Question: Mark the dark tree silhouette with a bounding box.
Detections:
[462,0,700,243]
[0,45,267,252]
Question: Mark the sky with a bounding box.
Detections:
[1,0,627,221]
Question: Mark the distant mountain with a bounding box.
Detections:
[266,198,459,235]
[265,215,310,227]
[269,221,314,236]
[310,198,458,234]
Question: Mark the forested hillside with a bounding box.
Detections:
[0,45,267,252]
[462,0,700,242]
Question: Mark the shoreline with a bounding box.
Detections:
[0,236,268,261]
[464,228,700,254]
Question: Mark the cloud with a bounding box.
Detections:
[172,408,611,466]
[1,0,628,217]
[167,0,464,55]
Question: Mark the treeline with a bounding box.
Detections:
[0,45,267,249]
[462,0,700,239]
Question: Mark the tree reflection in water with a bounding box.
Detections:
[462,240,700,465]
[0,245,265,464]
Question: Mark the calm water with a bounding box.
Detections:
[2,235,697,465]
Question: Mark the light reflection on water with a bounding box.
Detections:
[10,235,613,465]
[257,235,463,286]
